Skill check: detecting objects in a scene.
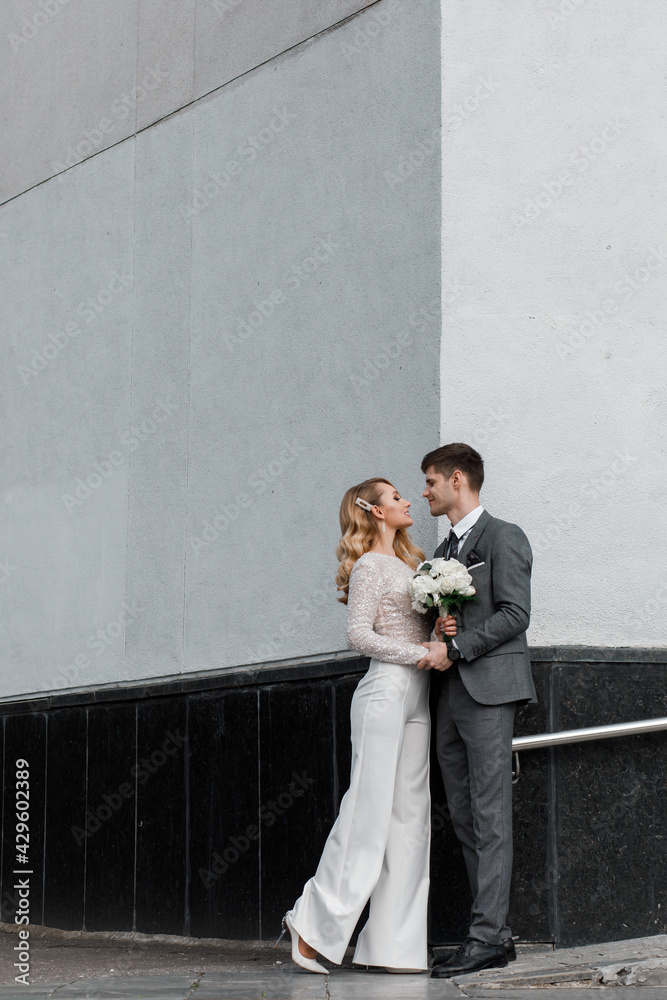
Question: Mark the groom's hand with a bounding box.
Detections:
[417,642,453,671]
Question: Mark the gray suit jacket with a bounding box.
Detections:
[434,510,537,706]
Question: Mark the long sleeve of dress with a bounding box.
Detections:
[346,556,430,665]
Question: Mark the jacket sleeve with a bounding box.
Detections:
[454,523,532,663]
[346,558,429,665]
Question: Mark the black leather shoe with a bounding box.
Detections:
[430,937,508,978]
[430,943,463,973]
[431,937,516,973]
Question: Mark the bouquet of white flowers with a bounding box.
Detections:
[407,558,477,619]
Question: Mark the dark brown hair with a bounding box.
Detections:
[421,443,484,492]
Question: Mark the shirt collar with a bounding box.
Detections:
[452,504,484,539]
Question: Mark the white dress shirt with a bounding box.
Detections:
[445,504,484,655]
[446,504,485,555]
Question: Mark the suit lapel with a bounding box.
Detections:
[456,509,492,564]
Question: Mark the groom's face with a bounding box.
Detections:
[422,467,454,517]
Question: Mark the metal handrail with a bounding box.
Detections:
[510,716,667,782]
[512,716,667,752]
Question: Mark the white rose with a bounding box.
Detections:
[408,578,423,599]
[410,575,439,599]
[438,578,455,596]
[427,558,448,577]
[461,584,476,597]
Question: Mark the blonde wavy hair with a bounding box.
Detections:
[335,478,425,604]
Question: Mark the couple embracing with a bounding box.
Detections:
[278,443,536,979]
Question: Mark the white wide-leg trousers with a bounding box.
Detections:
[290,658,431,968]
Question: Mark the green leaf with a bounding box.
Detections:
[438,593,478,615]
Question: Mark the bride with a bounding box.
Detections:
[278,477,456,973]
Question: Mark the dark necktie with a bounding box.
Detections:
[446,530,459,560]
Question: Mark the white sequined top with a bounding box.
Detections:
[346,552,433,665]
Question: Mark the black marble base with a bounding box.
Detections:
[1,648,665,947]
[553,661,667,946]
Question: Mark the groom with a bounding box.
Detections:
[416,443,536,978]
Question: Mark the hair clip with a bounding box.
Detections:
[355,497,373,511]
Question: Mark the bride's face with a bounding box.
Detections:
[375,483,413,530]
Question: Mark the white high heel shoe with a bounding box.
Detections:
[276,912,328,974]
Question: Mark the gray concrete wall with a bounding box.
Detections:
[0,0,441,698]
[1,0,378,202]
[440,0,667,647]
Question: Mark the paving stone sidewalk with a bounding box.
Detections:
[1,925,666,998]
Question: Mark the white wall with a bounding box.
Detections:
[441,0,667,646]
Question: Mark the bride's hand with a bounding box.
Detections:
[435,614,457,638]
